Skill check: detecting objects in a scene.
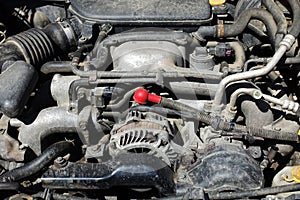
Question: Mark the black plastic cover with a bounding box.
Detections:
[42,154,175,195]
[188,145,264,192]
[69,0,212,25]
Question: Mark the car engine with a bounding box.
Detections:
[0,0,299,199]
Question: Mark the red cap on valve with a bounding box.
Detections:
[133,88,162,104]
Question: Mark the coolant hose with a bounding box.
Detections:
[261,0,287,34]
[0,141,73,182]
[194,8,277,47]
[133,88,299,142]
[262,0,287,46]
[262,0,287,48]
[287,0,300,37]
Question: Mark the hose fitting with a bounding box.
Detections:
[279,34,296,50]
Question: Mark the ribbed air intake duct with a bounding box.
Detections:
[0,19,78,117]
[6,28,55,66]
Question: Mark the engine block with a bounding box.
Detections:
[0,0,299,199]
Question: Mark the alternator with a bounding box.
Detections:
[109,110,185,166]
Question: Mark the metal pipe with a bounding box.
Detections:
[169,82,217,97]
[229,88,262,111]
[244,58,268,72]
[244,57,300,72]
[93,78,157,84]
[263,94,300,113]
[71,70,222,82]
[213,34,296,106]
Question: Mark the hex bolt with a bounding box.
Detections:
[54,156,68,168]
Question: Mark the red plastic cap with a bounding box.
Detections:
[133,88,161,104]
[133,88,149,104]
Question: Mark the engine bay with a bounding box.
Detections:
[0,0,300,199]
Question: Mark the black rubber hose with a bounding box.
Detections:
[72,45,101,77]
[287,0,300,37]
[72,44,94,61]
[195,8,277,47]
[209,183,300,199]
[159,97,298,142]
[262,0,287,35]
[296,107,300,118]
[106,89,136,111]
[223,9,277,46]
[261,0,287,48]
[0,141,73,182]
[91,24,112,56]
[71,44,94,75]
